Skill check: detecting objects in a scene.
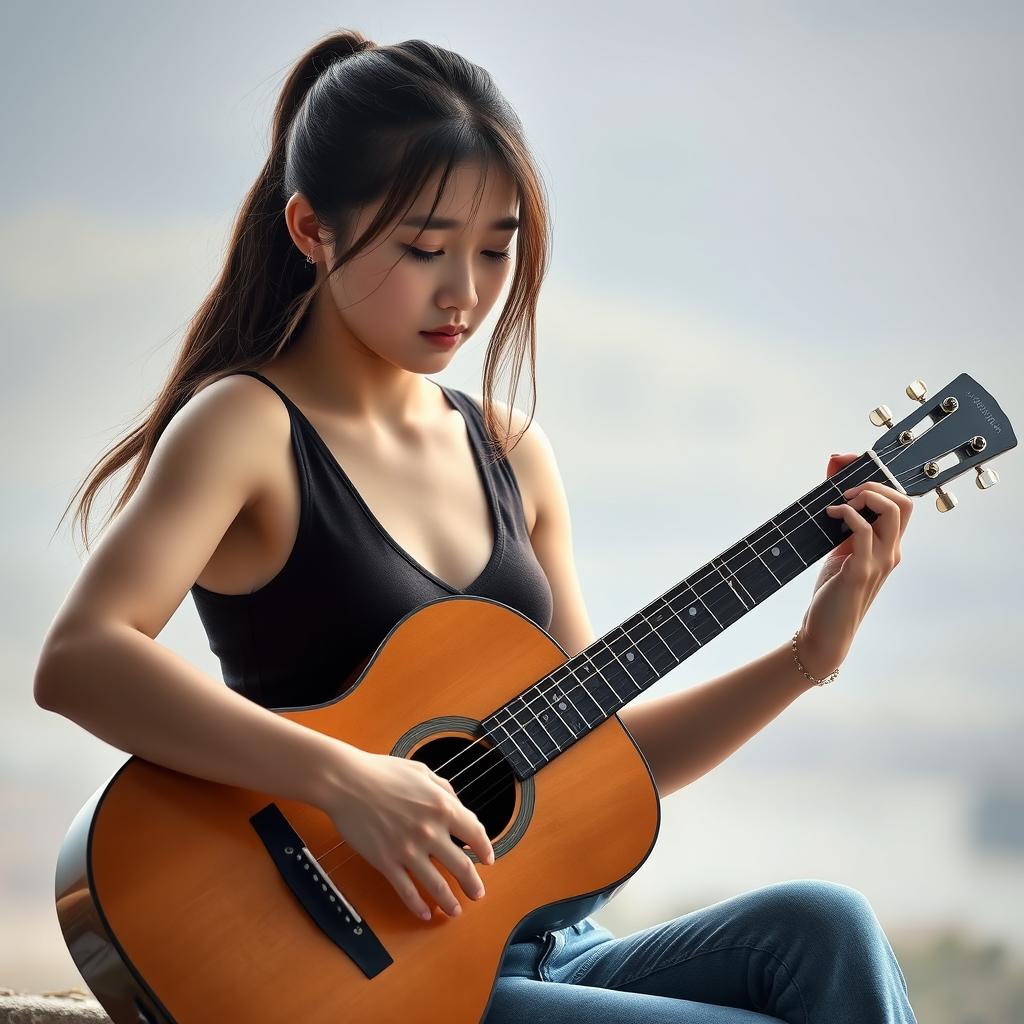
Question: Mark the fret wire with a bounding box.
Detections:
[796,495,834,543]
[554,658,607,717]
[492,452,891,763]
[537,685,578,741]
[594,638,628,701]
[644,606,683,662]
[489,709,545,769]
[537,674,591,733]
[517,691,567,752]
[520,659,606,749]
[606,634,648,686]
[565,638,632,705]
[639,599,690,658]
[681,579,725,631]
[515,694,557,749]
[712,556,753,610]
[770,516,808,566]
[614,621,662,679]
[544,660,601,729]
[570,644,625,713]
[508,698,549,757]
[520,685,584,759]
[525,528,784,729]
[490,717,537,770]
[657,593,701,648]
[742,535,783,585]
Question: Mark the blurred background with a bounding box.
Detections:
[3,1,1022,1019]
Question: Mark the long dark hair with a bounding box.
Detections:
[62,28,552,553]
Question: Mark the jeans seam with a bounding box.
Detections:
[567,945,607,985]
[537,929,564,981]
[599,941,810,1024]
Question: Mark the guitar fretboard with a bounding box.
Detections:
[481,452,894,779]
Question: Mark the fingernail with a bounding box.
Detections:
[421,909,432,921]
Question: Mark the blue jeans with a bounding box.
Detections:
[485,879,917,1023]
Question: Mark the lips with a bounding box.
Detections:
[420,330,463,346]
[423,324,468,335]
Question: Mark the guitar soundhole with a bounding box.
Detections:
[410,735,517,845]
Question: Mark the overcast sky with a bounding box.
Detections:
[2,0,1022,990]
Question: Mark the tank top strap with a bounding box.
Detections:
[436,384,502,466]
[436,383,533,539]
[231,370,301,414]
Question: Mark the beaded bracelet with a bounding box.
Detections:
[791,629,841,687]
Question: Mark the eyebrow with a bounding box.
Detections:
[400,214,520,230]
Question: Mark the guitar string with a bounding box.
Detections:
[318,471,935,880]
[320,461,931,882]
[450,465,941,830]
[312,435,932,872]
[314,443,925,874]
[312,438,926,871]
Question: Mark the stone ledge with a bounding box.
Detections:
[0,988,111,1023]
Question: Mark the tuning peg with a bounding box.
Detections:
[975,465,1000,490]
[935,486,958,512]
[869,404,893,427]
[905,379,928,403]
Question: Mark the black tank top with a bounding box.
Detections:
[190,371,554,709]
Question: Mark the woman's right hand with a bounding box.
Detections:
[322,747,496,922]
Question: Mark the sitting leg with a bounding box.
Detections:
[561,879,916,1024]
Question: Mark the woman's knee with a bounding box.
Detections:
[756,878,881,943]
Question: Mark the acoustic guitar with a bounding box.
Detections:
[54,373,1015,1023]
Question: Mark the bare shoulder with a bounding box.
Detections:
[184,372,292,493]
[37,373,293,649]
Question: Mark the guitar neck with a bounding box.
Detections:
[482,450,899,780]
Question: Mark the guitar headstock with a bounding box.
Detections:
[868,374,1016,512]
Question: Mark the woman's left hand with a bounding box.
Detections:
[796,452,915,679]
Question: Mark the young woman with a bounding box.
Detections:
[36,29,918,1023]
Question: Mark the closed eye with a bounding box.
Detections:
[403,245,512,263]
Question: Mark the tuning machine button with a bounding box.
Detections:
[935,486,958,513]
[975,466,1000,490]
[869,404,893,428]
[905,379,928,404]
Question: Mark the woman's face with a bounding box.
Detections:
[291,161,519,374]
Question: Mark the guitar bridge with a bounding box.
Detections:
[249,803,393,978]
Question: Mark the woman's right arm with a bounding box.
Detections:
[33,376,493,920]
[32,376,351,807]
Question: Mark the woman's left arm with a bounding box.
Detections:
[519,425,914,802]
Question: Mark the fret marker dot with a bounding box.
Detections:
[626,651,635,662]
[689,607,697,616]
[771,547,780,556]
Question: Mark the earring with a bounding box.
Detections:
[305,251,316,265]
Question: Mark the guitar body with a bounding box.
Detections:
[56,595,662,1024]
[55,371,1017,1022]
